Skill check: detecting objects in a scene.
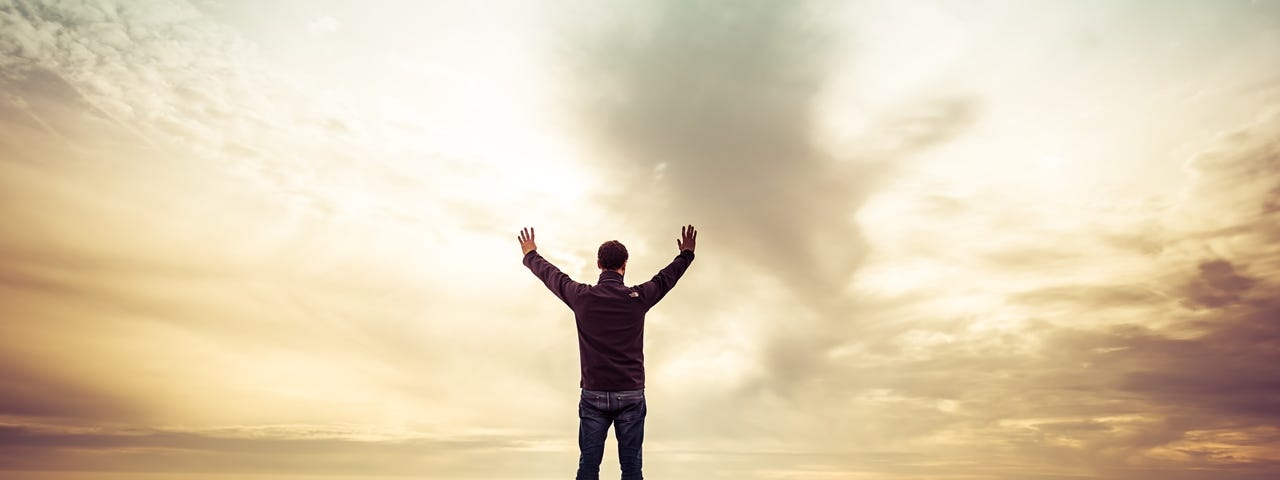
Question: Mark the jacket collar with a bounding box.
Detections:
[598,270,624,284]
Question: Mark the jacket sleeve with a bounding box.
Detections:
[523,251,588,309]
[635,249,695,309]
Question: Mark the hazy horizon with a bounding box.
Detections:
[2,0,1279,479]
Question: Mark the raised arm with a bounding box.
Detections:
[635,225,697,308]
[519,227,587,309]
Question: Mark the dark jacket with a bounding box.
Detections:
[523,249,695,390]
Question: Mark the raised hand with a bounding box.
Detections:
[677,224,697,253]
[518,227,538,256]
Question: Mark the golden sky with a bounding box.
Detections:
[2,0,1279,479]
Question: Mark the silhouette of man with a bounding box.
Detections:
[518,225,698,480]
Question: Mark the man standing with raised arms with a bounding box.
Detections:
[518,225,698,480]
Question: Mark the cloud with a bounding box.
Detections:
[0,0,404,221]
[0,420,566,478]
[670,105,1280,478]
[0,360,140,421]
[568,0,974,290]
[1180,259,1258,309]
[948,107,1280,475]
[563,0,978,401]
[0,0,570,439]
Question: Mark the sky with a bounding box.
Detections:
[1,0,1279,478]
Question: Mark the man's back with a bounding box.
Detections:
[523,248,695,390]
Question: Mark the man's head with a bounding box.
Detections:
[597,240,628,272]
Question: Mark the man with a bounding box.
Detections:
[518,225,698,480]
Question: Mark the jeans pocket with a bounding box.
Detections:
[617,394,645,412]
[580,391,608,411]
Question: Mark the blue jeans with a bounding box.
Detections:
[576,388,645,480]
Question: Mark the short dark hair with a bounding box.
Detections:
[597,240,628,270]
